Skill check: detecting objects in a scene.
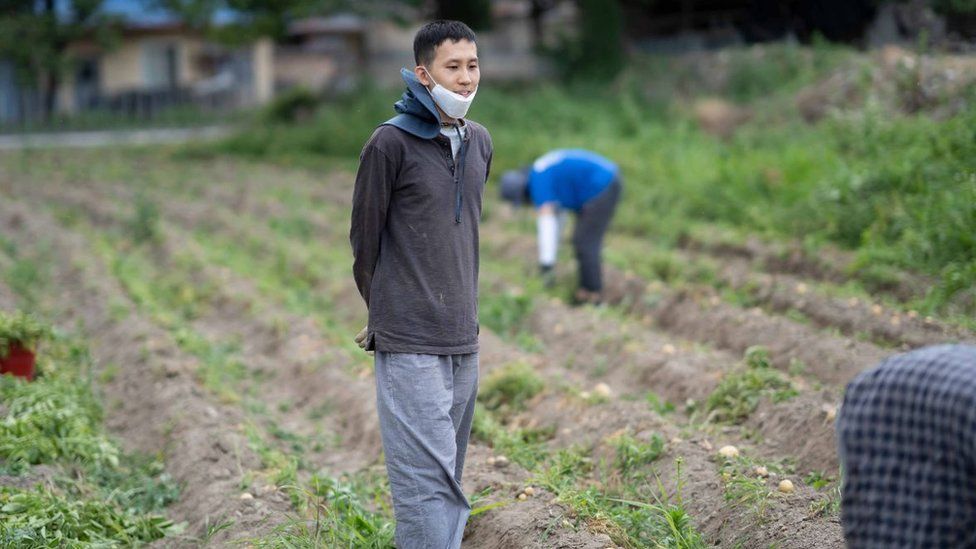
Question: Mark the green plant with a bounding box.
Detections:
[610,432,666,477]
[0,371,118,468]
[0,486,177,546]
[77,455,181,514]
[718,456,774,520]
[646,392,676,415]
[0,311,51,357]
[480,290,535,341]
[809,484,841,517]
[262,87,320,124]
[0,333,182,546]
[705,346,797,423]
[478,361,545,416]
[129,193,160,244]
[251,474,395,548]
[804,470,833,490]
[471,404,551,469]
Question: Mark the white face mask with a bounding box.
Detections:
[422,68,477,119]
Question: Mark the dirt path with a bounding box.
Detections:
[0,126,231,150]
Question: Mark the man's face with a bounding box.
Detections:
[415,38,479,100]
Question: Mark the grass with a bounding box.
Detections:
[646,392,677,415]
[809,484,841,518]
[0,103,231,134]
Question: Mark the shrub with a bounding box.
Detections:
[0,311,51,357]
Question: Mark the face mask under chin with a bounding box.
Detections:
[422,67,477,120]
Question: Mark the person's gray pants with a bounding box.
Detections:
[374,351,479,549]
[573,178,622,292]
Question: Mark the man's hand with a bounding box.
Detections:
[354,325,370,352]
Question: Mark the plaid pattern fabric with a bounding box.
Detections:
[837,344,976,548]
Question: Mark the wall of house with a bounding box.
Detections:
[178,36,209,85]
[100,40,144,94]
[274,49,336,93]
[96,34,206,95]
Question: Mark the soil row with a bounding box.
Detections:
[0,198,294,545]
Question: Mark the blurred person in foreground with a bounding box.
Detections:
[836,343,976,548]
[499,149,621,304]
[349,20,492,548]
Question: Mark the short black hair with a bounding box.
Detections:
[413,20,477,67]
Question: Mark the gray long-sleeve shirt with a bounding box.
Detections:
[350,121,492,354]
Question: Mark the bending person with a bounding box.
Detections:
[500,149,622,304]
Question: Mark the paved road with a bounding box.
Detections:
[0,126,232,150]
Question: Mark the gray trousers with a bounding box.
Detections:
[573,178,622,292]
[374,351,479,549]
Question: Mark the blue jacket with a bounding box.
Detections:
[529,149,619,212]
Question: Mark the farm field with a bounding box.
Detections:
[2,43,976,548]
[1,141,972,547]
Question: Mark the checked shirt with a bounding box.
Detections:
[837,344,976,548]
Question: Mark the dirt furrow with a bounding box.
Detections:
[673,247,972,348]
[0,198,294,545]
[675,230,930,303]
[482,229,889,388]
[501,283,841,475]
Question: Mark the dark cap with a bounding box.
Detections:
[500,168,530,205]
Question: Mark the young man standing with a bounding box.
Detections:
[499,150,622,304]
[349,20,492,548]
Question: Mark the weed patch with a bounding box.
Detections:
[478,361,545,417]
[705,346,797,423]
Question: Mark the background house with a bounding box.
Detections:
[1,21,273,126]
[61,23,274,114]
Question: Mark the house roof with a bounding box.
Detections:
[288,14,366,36]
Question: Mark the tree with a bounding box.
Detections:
[547,0,624,81]
[0,0,117,120]
[435,0,492,30]
[576,0,624,79]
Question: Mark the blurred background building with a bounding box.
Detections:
[1,0,973,128]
